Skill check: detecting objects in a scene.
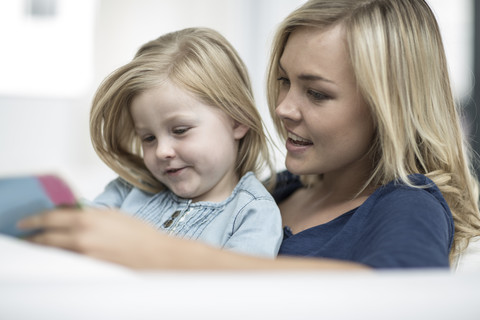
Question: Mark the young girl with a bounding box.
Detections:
[82,27,282,258]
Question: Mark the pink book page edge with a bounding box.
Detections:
[37,175,77,207]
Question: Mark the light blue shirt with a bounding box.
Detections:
[92,172,282,258]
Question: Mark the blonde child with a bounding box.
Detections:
[80,27,282,257]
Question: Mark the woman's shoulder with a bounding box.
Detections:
[372,174,448,206]
[354,174,455,267]
[363,174,454,235]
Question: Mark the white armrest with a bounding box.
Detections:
[452,236,480,272]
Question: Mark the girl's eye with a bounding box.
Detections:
[277,76,290,87]
[173,127,189,135]
[142,135,156,143]
[307,89,330,102]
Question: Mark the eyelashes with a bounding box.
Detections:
[172,127,190,135]
[277,76,290,87]
[142,135,156,143]
[307,90,330,101]
[277,76,331,102]
[139,126,192,144]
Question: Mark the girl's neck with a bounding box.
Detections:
[191,171,240,203]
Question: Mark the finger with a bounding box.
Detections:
[17,208,83,230]
[27,229,85,252]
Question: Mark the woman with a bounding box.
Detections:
[20,0,480,269]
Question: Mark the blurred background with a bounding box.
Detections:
[0,0,477,200]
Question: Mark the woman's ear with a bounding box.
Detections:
[232,121,249,140]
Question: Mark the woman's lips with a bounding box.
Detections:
[287,132,313,146]
[285,131,313,153]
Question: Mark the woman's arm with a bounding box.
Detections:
[18,207,369,270]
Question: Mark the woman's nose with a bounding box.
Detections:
[275,88,301,122]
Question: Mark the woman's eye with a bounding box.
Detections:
[308,89,330,102]
[277,76,290,87]
[173,127,189,135]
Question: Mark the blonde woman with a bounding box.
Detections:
[21,0,480,270]
[266,0,480,268]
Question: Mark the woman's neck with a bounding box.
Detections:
[280,170,375,233]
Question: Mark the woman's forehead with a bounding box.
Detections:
[280,25,353,87]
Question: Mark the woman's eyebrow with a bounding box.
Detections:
[279,62,335,84]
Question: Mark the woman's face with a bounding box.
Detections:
[275,25,375,180]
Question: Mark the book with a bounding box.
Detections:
[0,174,77,237]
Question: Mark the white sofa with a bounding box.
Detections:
[0,235,479,320]
[452,236,480,272]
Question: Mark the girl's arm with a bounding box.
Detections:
[18,207,368,270]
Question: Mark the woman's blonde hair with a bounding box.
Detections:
[267,0,480,260]
[91,27,274,193]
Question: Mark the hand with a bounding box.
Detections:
[17,207,168,268]
[18,208,369,271]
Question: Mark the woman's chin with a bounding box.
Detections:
[285,161,307,175]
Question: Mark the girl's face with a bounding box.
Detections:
[275,25,375,181]
[130,81,248,202]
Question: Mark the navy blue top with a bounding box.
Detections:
[272,171,454,269]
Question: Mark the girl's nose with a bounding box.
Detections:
[155,139,175,159]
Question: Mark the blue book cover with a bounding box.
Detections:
[0,175,77,237]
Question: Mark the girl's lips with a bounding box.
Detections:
[165,167,186,176]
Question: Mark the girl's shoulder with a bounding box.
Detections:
[103,177,135,194]
[92,177,153,207]
[225,172,275,203]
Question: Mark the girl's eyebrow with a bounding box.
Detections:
[132,112,198,132]
[279,62,335,84]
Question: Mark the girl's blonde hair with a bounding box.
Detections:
[91,27,274,193]
[267,0,480,260]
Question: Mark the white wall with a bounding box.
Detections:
[0,0,303,199]
[0,0,474,200]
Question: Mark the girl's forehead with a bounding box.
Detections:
[130,83,229,123]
